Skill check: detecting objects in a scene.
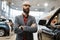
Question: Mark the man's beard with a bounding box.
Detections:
[23,8,30,15]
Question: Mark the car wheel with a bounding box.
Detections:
[0,29,5,37]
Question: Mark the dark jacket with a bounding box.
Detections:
[14,15,37,40]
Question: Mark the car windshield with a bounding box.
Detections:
[0,18,6,22]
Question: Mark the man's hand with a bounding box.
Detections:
[19,24,36,29]
[31,23,36,28]
[19,26,24,30]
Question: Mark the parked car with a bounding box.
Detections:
[38,8,60,40]
[0,18,11,36]
[0,22,10,36]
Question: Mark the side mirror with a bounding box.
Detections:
[38,20,46,25]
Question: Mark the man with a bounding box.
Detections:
[14,1,37,40]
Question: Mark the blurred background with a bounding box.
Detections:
[0,0,60,40]
[0,0,60,21]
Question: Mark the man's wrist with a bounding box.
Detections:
[21,27,23,30]
[19,26,23,30]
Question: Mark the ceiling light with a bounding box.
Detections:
[2,1,7,4]
[16,8,18,9]
[11,3,14,5]
[35,9,38,11]
[44,2,48,7]
[37,4,40,6]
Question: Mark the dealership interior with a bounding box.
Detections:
[0,0,60,40]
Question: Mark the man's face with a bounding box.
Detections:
[23,4,31,15]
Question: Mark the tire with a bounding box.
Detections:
[0,29,5,37]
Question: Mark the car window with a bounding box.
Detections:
[0,18,6,22]
[50,13,60,28]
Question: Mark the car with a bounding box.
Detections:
[0,22,10,36]
[38,8,60,40]
[0,18,12,37]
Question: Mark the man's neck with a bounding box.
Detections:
[22,13,29,18]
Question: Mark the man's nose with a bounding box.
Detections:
[26,7,29,9]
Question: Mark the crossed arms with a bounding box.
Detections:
[14,16,37,34]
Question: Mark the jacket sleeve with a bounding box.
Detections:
[23,17,37,33]
[14,16,23,34]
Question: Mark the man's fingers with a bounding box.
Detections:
[31,24,36,28]
[19,26,24,29]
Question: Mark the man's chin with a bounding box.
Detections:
[24,11,29,14]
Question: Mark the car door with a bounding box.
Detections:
[38,8,60,40]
